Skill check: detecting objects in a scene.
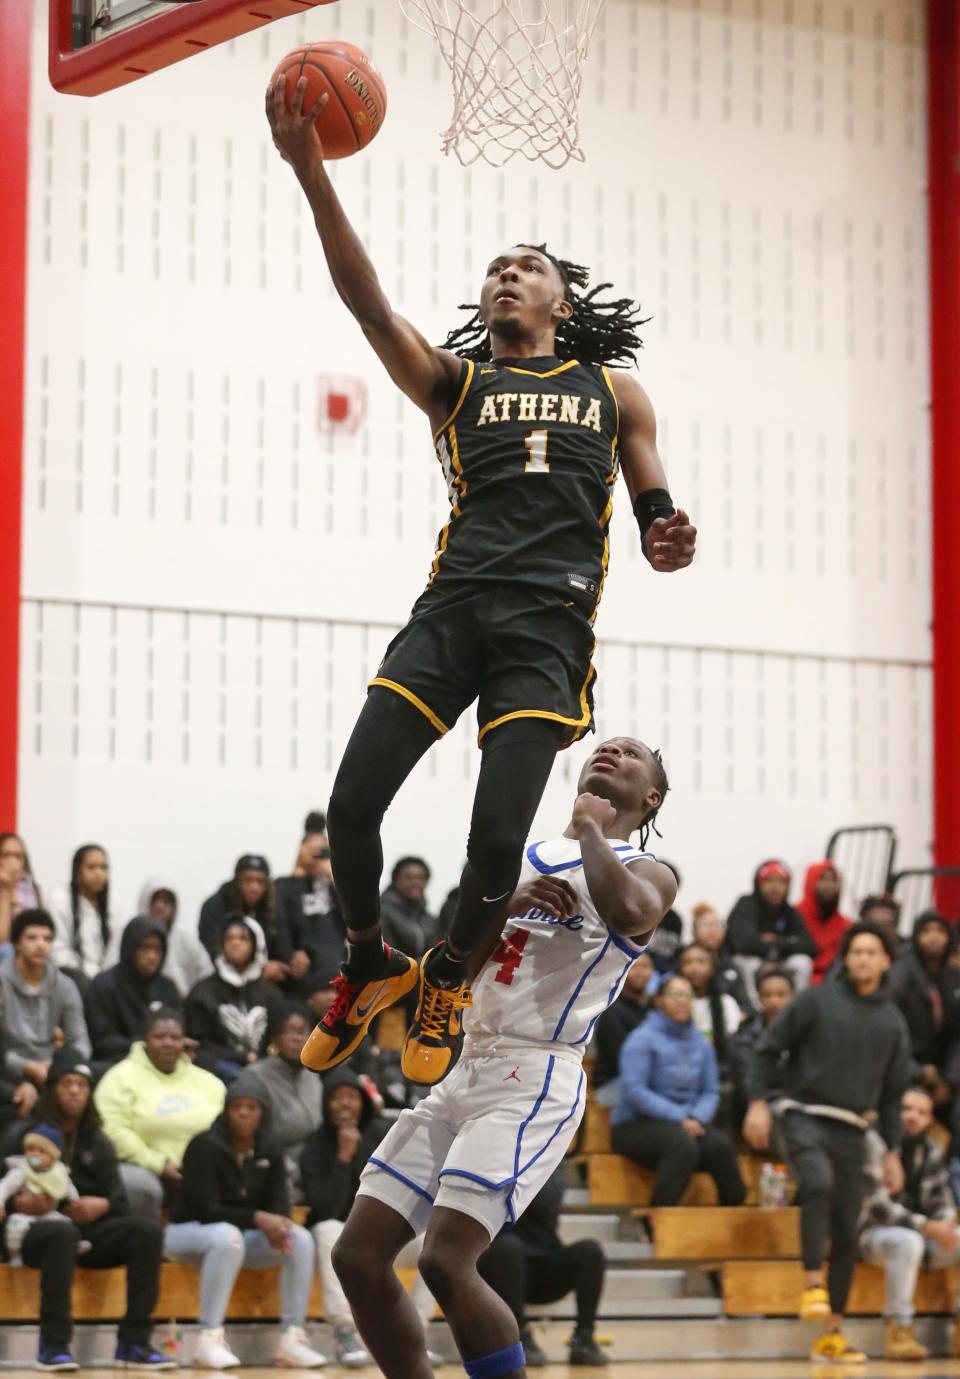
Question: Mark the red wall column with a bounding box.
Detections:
[929,0,960,868]
[0,0,31,830]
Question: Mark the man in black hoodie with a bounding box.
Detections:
[744,923,911,1365]
[84,918,183,1081]
[887,910,960,1110]
[300,1069,438,1369]
[726,859,815,1004]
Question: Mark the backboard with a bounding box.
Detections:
[49,0,330,96]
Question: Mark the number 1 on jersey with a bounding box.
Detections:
[491,928,531,985]
[524,430,551,472]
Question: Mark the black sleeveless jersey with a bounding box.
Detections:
[422,355,621,616]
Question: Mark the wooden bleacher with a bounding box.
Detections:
[579,1099,955,1320]
[581,1103,765,1206]
[0,1265,422,1323]
[723,1260,959,1316]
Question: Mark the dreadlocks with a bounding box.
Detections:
[638,746,669,851]
[441,244,650,368]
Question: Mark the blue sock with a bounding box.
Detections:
[464,1342,525,1378]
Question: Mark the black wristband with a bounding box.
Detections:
[633,488,676,541]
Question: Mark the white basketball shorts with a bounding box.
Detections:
[357,1045,586,1239]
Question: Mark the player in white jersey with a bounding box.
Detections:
[329,737,677,1379]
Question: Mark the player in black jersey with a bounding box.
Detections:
[267,77,697,1086]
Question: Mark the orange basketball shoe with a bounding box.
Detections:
[301,945,419,1072]
[401,945,473,1085]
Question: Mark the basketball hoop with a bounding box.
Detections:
[398,0,605,169]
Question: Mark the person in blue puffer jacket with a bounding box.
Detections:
[611,973,746,1206]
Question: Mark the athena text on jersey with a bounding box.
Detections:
[427,356,620,609]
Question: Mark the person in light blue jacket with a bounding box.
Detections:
[611,974,746,1206]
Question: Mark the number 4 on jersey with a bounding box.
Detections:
[491,928,531,985]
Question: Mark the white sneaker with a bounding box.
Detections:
[193,1329,240,1370]
[333,1325,370,1368]
[274,1327,327,1369]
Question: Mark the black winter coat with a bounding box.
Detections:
[169,1118,289,1227]
[592,994,649,1088]
[886,919,960,1081]
[299,1067,389,1224]
[186,970,285,1072]
[84,917,183,1078]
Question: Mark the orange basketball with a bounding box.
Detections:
[271,42,387,160]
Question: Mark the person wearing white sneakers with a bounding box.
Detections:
[164,1071,325,1370]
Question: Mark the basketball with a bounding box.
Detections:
[271,42,387,160]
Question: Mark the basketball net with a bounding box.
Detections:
[398,0,605,168]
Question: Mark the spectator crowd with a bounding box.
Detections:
[1,823,959,1368]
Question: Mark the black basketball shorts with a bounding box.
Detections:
[369,584,597,748]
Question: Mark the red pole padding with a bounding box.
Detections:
[0,0,31,830]
[928,0,960,870]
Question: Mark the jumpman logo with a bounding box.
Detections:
[504,1067,522,1083]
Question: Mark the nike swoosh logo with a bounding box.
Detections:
[352,979,389,1022]
[483,889,512,904]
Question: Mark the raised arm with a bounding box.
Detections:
[572,794,676,942]
[611,371,697,573]
[266,77,462,422]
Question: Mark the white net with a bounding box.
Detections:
[398,0,606,168]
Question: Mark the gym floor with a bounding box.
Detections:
[5,1365,960,1377]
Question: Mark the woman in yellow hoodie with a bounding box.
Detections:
[94,1007,225,1224]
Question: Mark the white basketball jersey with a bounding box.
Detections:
[463,834,655,1057]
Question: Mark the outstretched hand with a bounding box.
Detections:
[644,509,697,572]
[265,74,328,171]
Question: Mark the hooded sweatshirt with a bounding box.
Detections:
[795,861,853,984]
[93,1040,225,1174]
[726,866,816,963]
[299,1067,390,1224]
[378,885,440,959]
[240,1051,323,1161]
[83,917,183,1078]
[168,1071,289,1227]
[185,916,285,1073]
[887,911,960,1079]
[0,951,91,1078]
[749,970,911,1147]
[111,880,212,998]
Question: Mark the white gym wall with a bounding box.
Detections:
[19,0,931,928]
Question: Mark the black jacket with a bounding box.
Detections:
[646,909,683,974]
[378,886,440,959]
[300,1068,390,1224]
[750,971,911,1147]
[886,913,960,1081]
[1,1109,127,1222]
[198,882,286,963]
[84,917,183,1078]
[187,972,285,1072]
[729,1015,786,1105]
[727,880,815,963]
[593,993,649,1088]
[274,875,346,987]
[170,1114,289,1227]
[712,945,752,1011]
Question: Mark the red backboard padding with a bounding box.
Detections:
[49,0,329,96]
